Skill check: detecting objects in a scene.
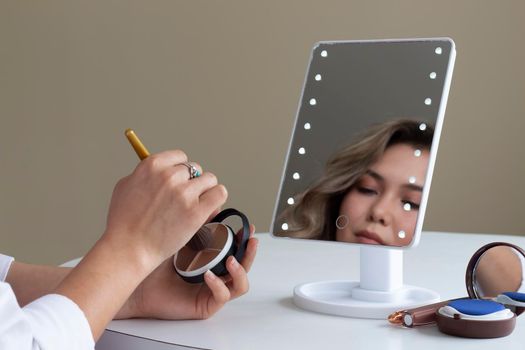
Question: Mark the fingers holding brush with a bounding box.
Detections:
[198,184,229,216]
[170,161,203,182]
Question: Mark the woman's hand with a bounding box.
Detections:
[117,225,258,320]
[105,150,228,267]
[55,150,229,340]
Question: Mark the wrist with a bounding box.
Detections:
[54,231,159,339]
[99,229,162,320]
[99,228,161,276]
[115,293,138,319]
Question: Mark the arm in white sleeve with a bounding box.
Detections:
[0,253,14,282]
[0,254,95,350]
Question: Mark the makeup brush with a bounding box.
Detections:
[125,128,150,160]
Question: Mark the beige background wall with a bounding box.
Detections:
[1,1,524,265]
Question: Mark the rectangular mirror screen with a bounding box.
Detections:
[272,38,456,248]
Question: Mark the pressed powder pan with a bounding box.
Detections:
[174,222,235,282]
[174,208,250,283]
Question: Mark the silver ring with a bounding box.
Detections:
[183,162,201,180]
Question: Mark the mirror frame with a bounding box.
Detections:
[271,38,456,249]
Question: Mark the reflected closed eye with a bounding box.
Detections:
[357,187,378,196]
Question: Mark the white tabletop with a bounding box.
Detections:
[96,232,525,350]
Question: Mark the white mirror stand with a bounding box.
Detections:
[293,246,440,319]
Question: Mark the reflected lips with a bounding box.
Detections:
[355,230,384,245]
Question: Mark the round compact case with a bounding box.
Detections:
[174,208,250,284]
[436,242,525,338]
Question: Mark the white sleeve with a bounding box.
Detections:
[0,253,14,282]
[0,254,95,350]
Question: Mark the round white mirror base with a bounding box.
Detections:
[293,246,440,319]
[293,281,440,319]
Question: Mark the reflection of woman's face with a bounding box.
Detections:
[336,143,429,246]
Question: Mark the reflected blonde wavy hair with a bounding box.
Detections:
[276,119,434,240]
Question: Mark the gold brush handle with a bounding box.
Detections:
[125,128,150,160]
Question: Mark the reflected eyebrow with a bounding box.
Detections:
[365,170,384,182]
[365,170,423,192]
[403,183,424,192]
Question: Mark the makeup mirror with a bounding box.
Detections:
[271,39,456,318]
[470,244,525,299]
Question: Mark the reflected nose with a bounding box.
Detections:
[368,196,393,226]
